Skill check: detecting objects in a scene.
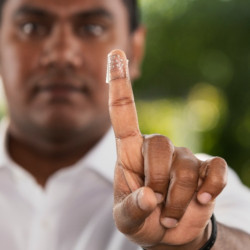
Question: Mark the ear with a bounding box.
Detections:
[129,25,146,81]
[0,30,3,75]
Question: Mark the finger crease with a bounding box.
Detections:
[110,98,134,107]
[166,205,186,210]
[119,163,144,180]
[116,131,140,140]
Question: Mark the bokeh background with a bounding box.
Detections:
[0,0,249,187]
[135,0,250,187]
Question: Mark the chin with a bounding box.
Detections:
[28,105,110,140]
[33,109,87,133]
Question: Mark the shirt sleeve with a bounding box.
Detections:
[196,153,250,234]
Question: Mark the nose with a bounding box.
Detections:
[40,24,83,69]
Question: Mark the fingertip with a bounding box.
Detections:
[161,217,178,228]
[155,192,164,204]
[108,49,126,58]
[107,49,129,83]
[137,187,158,212]
[198,192,212,205]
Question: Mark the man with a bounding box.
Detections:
[0,0,249,249]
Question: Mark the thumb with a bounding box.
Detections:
[113,187,159,235]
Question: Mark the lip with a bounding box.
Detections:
[34,79,89,99]
[40,83,85,92]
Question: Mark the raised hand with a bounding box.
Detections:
[107,49,227,249]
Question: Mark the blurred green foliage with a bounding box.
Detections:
[135,0,250,186]
[0,0,249,187]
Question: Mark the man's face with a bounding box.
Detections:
[0,0,139,140]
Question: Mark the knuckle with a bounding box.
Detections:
[174,168,199,187]
[210,157,228,170]
[145,134,174,154]
[177,147,193,155]
[173,155,200,172]
[147,174,169,188]
[116,129,140,140]
[174,147,198,165]
[164,206,185,220]
[209,157,228,185]
[209,175,227,190]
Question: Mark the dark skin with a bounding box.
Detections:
[0,0,143,186]
[107,49,250,249]
[0,0,249,249]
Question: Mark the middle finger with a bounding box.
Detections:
[161,147,200,228]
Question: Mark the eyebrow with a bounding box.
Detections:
[75,8,114,20]
[13,5,51,19]
[13,5,114,21]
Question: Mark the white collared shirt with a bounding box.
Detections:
[0,120,249,250]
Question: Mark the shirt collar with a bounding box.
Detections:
[0,118,117,183]
[0,118,12,169]
[80,128,117,183]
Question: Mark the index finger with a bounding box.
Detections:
[107,49,141,140]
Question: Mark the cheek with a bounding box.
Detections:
[2,48,22,89]
[98,84,109,111]
[94,57,110,108]
[1,43,39,101]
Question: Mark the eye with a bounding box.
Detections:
[20,21,50,37]
[77,24,106,38]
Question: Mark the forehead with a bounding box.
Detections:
[3,0,127,19]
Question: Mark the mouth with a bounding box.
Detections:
[39,83,87,94]
[34,81,90,100]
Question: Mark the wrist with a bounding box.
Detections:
[199,214,217,250]
[142,215,216,250]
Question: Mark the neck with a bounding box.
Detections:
[7,125,110,187]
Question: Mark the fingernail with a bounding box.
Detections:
[161,217,178,228]
[155,192,163,204]
[137,189,150,211]
[199,192,212,204]
[106,49,129,83]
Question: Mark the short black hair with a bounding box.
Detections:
[0,0,140,32]
[0,0,5,19]
[122,0,140,32]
